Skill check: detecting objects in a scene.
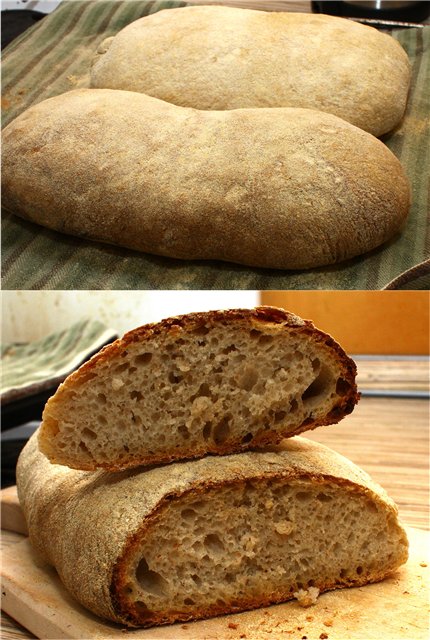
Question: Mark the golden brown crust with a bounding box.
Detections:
[17,433,408,628]
[38,307,359,470]
[91,7,411,137]
[1,90,411,270]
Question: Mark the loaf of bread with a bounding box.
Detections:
[90,6,411,137]
[1,89,410,270]
[38,307,359,471]
[17,432,409,628]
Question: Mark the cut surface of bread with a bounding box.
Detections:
[38,307,359,470]
[16,434,409,628]
[90,7,411,137]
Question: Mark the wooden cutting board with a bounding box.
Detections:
[1,489,429,640]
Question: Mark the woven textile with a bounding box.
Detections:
[2,1,429,289]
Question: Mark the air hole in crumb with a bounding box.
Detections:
[317,493,332,503]
[197,383,211,397]
[181,508,197,521]
[312,358,320,372]
[97,393,106,404]
[290,398,298,412]
[130,390,143,401]
[98,415,107,426]
[203,422,212,440]
[242,432,253,444]
[222,344,237,354]
[114,362,129,374]
[249,329,262,339]
[134,353,153,366]
[258,334,274,345]
[178,424,190,439]
[302,365,332,404]
[191,574,201,586]
[340,568,347,578]
[274,410,286,423]
[168,372,182,384]
[82,427,97,440]
[237,367,259,391]
[184,597,195,605]
[123,445,129,452]
[192,325,210,336]
[213,416,231,445]
[296,492,312,502]
[336,377,351,396]
[136,558,168,597]
[78,441,90,454]
[356,566,363,575]
[204,533,224,555]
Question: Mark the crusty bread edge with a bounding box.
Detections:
[38,307,359,471]
[112,470,408,628]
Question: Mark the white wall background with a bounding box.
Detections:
[1,291,260,343]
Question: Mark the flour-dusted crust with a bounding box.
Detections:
[17,434,409,628]
[1,90,410,270]
[38,307,359,471]
[91,7,411,137]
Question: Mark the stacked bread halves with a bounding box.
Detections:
[17,307,409,628]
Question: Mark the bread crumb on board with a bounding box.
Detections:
[228,622,238,629]
[293,587,320,607]
[320,633,329,639]
[419,561,427,567]
[324,619,334,627]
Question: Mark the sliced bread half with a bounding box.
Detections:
[38,307,359,471]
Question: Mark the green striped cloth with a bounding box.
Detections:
[1,319,117,404]
[1,1,429,290]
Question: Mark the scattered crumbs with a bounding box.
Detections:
[323,620,334,627]
[319,634,329,639]
[306,615,314,622]
[264,610,271,616]
[420,562,427,567]
[294,587,320,607]
[181,624,189,629]
[403,590,410,594]
[239,634,247,638]
[228,623,238,630]
[301,636,308,640]
[297,627,303,631]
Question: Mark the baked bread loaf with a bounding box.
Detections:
[90,6,411,137]
[1,89,410,270]
[38,307,359,471]
[17,432,409,628]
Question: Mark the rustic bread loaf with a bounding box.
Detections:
[38,307,359,471]
[1,89,410,270]
[17,432,409,628]
[90,6,411,137]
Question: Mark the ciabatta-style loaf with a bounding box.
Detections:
[90,7,411,137]
[17,433,409,628]
[1,90,410,270]
[38,307,359,471]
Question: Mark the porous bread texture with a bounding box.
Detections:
[38,307,359,471]
[16,433,409,628]
[1,89,411,270]
[90,6,411,137]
